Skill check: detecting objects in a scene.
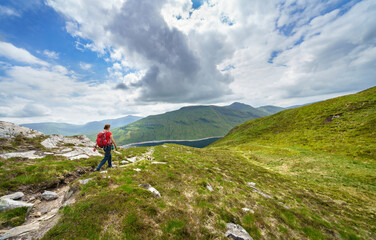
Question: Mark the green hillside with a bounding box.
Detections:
[2,87,376,239]
[257,105,286,115]
[112,104,269,145]
[213,87,376,159]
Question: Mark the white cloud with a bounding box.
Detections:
[0,5,20,17]
[2,0,375,124]
[79,62,92,70]
[0,41,49,66]
[43,50,59,59]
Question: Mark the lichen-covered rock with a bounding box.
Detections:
[242,208,255,214]
[0,198,33,211]
[41,135,94,148]
[0,222,40,240]
[206,184,214,192]
[0,121,43,139]
[225,223,253,240]
[0,150,44,159]
[1,192,24,200]
[41,191,58,201]
[79,178,93,185]
[139,184,161,197]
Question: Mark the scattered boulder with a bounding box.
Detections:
[247,182,272,199]
[242,208,255,214]
[127,157,138,163]
[225,223,253,240]
[206,184,214,192]
[0,121,43,139]
[0,198,33,211]
[41,191,58,201]
[151,161,167,164]
[79,178,93,185]
[133,168,141,172]
[1,192,24,200]
[0,222,40,240]
[121,160,129,164]
[100,171,108,173]
[139,184,161,197]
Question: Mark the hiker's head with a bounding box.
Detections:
[104,124,111,130]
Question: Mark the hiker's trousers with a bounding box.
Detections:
[96,145,112,171]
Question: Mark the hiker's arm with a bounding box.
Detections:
[110,135,117,148]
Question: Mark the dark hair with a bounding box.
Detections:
[104,124,111,130]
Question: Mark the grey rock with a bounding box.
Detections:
[79,178,93,185]
[41,135,94,148]
[133,168,141,172]
[0,121,43,139]
[57,147,102,160]
[0,222,39,240]
[121,160,129,164]
[151,161,167,164]
[247,182,272,199]
[0,150,44,159]
[206,184,214,192]
[242,208,255,214]
[1,192,24,200]
[41,191,58,201]
[139,184,161,197]
[0,198,33,211]
[225,223,253,240]
[127,157,138,163]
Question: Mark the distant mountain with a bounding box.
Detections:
[112,103,271,145]
[286,102,316,109]
[22,115,142,136]
[256,105,285,115]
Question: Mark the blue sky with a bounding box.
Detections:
[0,0,375,124]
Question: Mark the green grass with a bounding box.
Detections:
[0,207,29,228]
[213,86,376,160]
[42,144,375,239]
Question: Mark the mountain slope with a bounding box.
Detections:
[22,115,141,136]
[213,87,376,159]
[257,105,285,115]
[112,104,268,145]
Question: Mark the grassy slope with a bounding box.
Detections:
[214,87,376,160]
[112,105,268,145]
[44,145,374,239]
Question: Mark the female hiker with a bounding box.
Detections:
[94,124,117,171]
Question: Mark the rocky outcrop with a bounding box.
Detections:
[0,121,43,139]
[0,198,33,211]
[0,150,45,159]
[0,222,40,240]
[41,135,94,148]
[225,223,253,240]
[0,122,102,160]
[1,192,24,200]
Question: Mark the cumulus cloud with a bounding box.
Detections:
[0,41,49,66]
[79,62,92,70]
[47,0,234,103]
[3,0,374,124]
[0,5,20,17]
[43,50,59,59]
